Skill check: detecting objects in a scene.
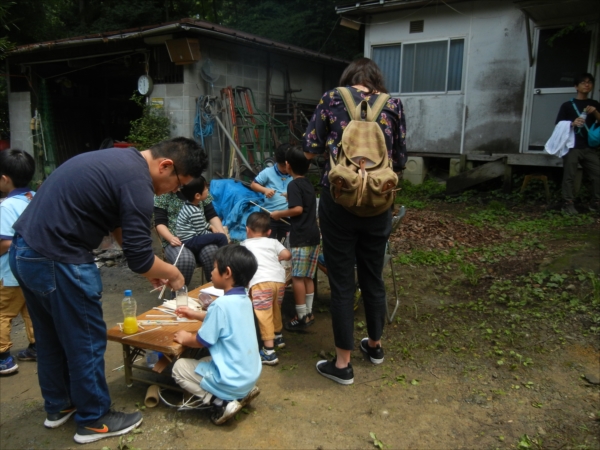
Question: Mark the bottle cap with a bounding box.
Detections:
[124,290,132,296]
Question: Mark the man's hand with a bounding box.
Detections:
[573,117,586,127]
[271,210,282,221]
[175,306,193,319]
[585,105,597,114]
[265,188,276,198]
[147,278,169,289]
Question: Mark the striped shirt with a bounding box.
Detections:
[176,202,210,241]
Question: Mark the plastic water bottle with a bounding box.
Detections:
[122,290,138,334]
[146,351,159,368]
[578,111,587,127]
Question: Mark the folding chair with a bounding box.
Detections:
[316,205,406,324]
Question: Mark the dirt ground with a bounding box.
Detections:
[1,205,599,450]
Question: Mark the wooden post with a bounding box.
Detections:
[459,154,468,174]
[502,157,512,193]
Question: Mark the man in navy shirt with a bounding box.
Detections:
[9,137,206,444]
[555,73,600,214]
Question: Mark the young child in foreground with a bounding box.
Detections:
[0,149,37,375]
[176,176,228,263]
[271,146,320,331]
[241,212,292,365]
[250,143,292,241]
[172,244,262,425]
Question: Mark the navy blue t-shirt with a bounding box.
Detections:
[287,177,320,247]
[14,147,155,273]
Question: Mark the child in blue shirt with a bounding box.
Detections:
[0,149,37,375]
[250,144,292,241]
[172,244,262,425]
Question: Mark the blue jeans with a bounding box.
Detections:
[9,235,111,425]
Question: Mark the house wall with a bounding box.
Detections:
[8,91,33,156]
[365,0,529,155]
[149,38,339,178]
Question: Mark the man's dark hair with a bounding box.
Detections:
[149,137,207,178]
[574,73,595,86]
[285,146,310,176]
[339,58,388,94]
[275,143,290,164]
[0,149,35,188]
[179,176,207,202]
[214,244,258,288]
[246,211,271,234]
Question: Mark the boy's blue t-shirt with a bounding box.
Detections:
[253,165,291,213]
[195,287,262,400]
[0,189,35,287]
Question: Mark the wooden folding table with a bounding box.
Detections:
[107,282,212,390]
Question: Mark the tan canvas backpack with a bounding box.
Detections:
[328,87,398,217]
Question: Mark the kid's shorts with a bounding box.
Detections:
[291,245,320,278]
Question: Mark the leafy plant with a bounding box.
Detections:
[126,93,171,149]
[370,432,385,449]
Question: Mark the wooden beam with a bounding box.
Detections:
[446,160,506,194]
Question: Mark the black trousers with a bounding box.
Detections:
[562,147,600,201]
[319,188,391,350]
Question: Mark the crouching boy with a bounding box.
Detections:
[172,244,261,425]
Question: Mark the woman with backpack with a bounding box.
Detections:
[304,58,407,385]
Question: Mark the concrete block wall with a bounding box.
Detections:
[8,92,33,156]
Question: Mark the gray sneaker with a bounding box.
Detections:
[561,201,578,215]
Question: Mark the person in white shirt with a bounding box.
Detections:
[241,212,292,365]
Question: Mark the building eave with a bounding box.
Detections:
[9,18,349,65]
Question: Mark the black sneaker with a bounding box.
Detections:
[44,406,77,428]
[74,410,143,444]
[561,201,578,215]
[315,359,354,385]
[360,338,384,365]
[210,400,242,425]
[284,315,312,332]
[274,334,286,349]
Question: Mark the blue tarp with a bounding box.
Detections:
[209,179,265,241]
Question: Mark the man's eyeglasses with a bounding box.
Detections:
[172,164,184,191]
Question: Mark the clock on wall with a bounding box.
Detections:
[137,74,153,96]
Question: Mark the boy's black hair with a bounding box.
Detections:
[285,146,310,176]
[179,176,207,202]
[246,211,271,234]
[574,73,595,86]
[0,149,35,188]
[149,137,208,178]
[214,244,258,288]
[275,143,290,164]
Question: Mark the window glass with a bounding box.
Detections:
[448,39,464,91]
[374,38,464,93]
[372,45,401,92]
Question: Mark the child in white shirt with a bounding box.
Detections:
[241,212,292,365]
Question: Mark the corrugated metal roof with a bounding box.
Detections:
[335,0,469,16]
[9,18,348,64]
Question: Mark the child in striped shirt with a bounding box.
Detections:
[176,177,228,263]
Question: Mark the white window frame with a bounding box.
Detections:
[371,36,466,96]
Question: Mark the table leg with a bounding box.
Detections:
[122,344,133,387]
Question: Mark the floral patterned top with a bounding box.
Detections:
[304,87,407,188]
[154,192,214,247]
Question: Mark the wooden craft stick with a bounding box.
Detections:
[145,315,175,319]
[158,244,185,299]
[153,307,177,316]
[122,326,162,339]
[249,201,291,225]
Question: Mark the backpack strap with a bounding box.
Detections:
[337,87,357,120]
[368,93,391,122]
[571,99,590,134]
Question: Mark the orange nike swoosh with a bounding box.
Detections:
[85,425,109,433]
